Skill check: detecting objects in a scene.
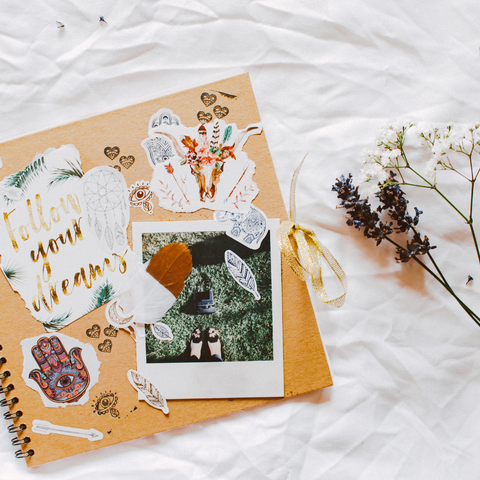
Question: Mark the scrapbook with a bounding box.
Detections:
[0,73,332,466]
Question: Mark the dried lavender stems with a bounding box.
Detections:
[333,172,480,327]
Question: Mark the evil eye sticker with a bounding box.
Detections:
[128,180,154,214]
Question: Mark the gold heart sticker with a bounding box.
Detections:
[197,111,213,123]
[86,324,101,338]
[104,146,120,160]
[213,105,229,119]
[119,155,135,169]
[104,325,118,338]
[98,339,112,353]
[200,92,217,107]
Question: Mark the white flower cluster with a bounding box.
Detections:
[359,121,480,196]
[418,123,480,178]
[359,121,410,196]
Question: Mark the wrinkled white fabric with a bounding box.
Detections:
[2,1,480,478]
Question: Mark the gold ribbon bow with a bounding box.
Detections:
[277,155,347,307]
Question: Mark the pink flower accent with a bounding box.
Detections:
[201,152,217,167]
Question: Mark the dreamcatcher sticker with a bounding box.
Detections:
[81,166,130,254]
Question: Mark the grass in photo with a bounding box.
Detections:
[143,230,273,363]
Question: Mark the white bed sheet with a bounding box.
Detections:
[2,1,480,478]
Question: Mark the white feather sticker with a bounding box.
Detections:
[224,250,261,300]
[151,322,174,341]
[127,369,169,414]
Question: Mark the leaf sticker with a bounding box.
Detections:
[94,218,102,239]
[224,250,261,300]
[105,226,114,250]
[127,369,169,414]
[222,125,232,144]
[114,223,124,245]
[150,322,174,341]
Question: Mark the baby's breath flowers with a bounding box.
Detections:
[333,172,480,327]
[360,121,480,263]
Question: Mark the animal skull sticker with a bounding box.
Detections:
[142,109,262,213]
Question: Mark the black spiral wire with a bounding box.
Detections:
[0,344,34,459]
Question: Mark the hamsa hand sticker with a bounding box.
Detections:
[142,109,262,213]
[22,333,100,408]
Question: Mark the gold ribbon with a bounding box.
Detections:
[277,155,347,307]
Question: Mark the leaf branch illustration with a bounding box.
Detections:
[165,163,190,204]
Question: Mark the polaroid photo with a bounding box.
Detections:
[132,219,283,399]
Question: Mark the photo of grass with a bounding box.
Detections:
[143,229,274,363]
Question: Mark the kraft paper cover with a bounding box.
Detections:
[0,73,332,467]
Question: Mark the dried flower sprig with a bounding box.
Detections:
[360,122,480,264]
[333,172,480,327]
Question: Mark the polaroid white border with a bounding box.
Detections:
[132,219,283,400]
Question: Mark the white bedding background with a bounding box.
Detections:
[2,1,480,478]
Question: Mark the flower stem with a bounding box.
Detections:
[384,237,480,326]
[467,154,480,264]
[406,164,470,223]
[394,144,480,263]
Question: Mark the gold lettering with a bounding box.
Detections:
[43,261,52,283]
[19,225,29,241]
[56,194,81,216]
[50,193,82,221]
[26,198,41,233]
[48,237,60,254]
[61,279,72,296]
[50,206,60,223]
[36,194,51,231]
[34,252,129,314]
[3,210,19,251]
[71,218,83,242]
[32,276,59,313]
[113,251,128,274]
[80,268,93,288]
[31,218,84,279]
[66,194,81,214]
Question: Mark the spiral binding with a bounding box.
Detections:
[0,343,34,459]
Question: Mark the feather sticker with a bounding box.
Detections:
[127,369,169,414]
[222,125,233,145]
[114,223,124,245]
[146,242,193,298]
[150,322,174,341]
[105,226,114,250]
[94,218,102,239]
[224,250,261,300]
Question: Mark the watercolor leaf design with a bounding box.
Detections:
[222,125,233,144]
[2,156,47,203]
[1,259,25,287]
[42,311,72,332]
[48,159,84,188]
[88,281,116,312]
